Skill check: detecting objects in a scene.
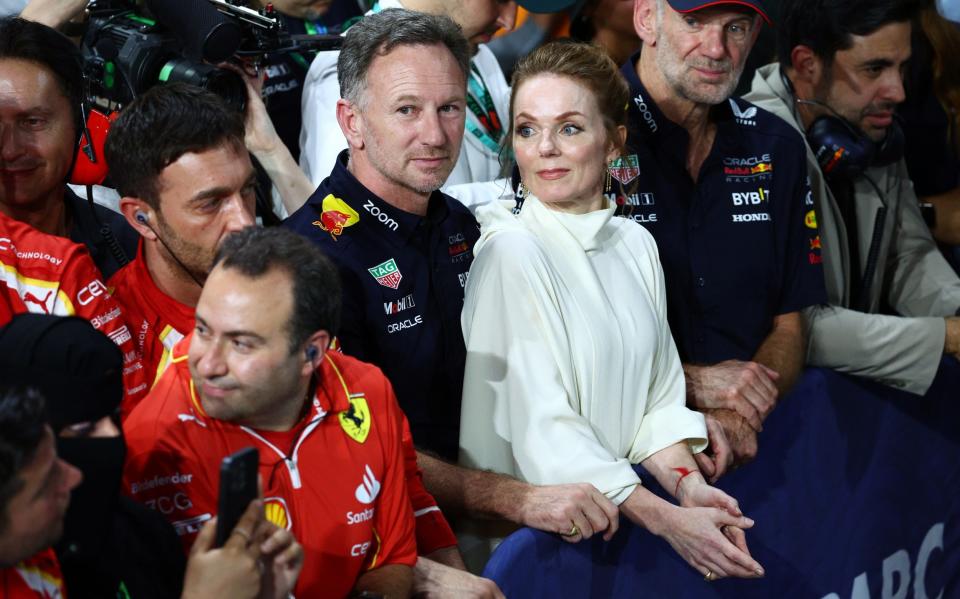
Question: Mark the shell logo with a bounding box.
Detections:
[264,497,291,531]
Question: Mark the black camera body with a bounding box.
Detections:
[80,0,342,111]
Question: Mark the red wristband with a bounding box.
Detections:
[672,467,696,497]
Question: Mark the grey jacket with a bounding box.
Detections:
[745,63,960,394]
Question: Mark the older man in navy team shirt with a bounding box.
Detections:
[614,0,826,464]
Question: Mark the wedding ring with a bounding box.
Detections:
[232,527,252,543]
[561,523,580,537]
[704,570,716,582]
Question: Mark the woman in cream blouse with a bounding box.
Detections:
[459,40,764,582]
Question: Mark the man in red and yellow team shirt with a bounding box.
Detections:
[105,84,457,566]
[105,84,256,389]
[123,227,417,597]
[0,211,147,408]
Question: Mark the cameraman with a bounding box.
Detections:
[249,0,364,161]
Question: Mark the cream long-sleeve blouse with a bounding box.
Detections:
[459,196,707,505]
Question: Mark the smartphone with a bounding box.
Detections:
[214,446,260,547]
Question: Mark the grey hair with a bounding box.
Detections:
[337,8,471,106]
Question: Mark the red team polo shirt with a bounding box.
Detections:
[107,245,455,553]
[123,336,418,597]
[108,241,195,389]
[0,548,67,599]
[0,212,146,411]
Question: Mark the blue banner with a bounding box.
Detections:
[483,362,960,598]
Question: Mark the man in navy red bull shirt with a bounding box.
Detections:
[617,0,827,465]
[286,8,622,576]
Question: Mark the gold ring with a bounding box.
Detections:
[704,570,715,582]
[232,527,252,543]
[561,524,580,537]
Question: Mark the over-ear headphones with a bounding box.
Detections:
[804,111,904,181]
[779,68,904,181]
[305,346,318,362]
[69,99,117,186]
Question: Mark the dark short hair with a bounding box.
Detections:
[213,228,341,353]
[0,386,47,535]
[338,8,471,106]
[777,0,919,68]
[0,17,83,137]
[104,82,245,208]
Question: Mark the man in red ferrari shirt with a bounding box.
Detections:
[123,227,417,597]
[0,210,147,407]
[104,85,464,582]
[105,84,257,390]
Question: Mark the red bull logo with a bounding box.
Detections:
[810,235,822,250]
[751,162,773,174]
[805,210,818,230]
[312,195,359,240]
[448,242,469,257]
[824,148,845,174]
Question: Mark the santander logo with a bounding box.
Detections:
[355,465,381,504]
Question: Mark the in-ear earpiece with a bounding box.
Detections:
[135,211,149,224]
[305,346,318,362]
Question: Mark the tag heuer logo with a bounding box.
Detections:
[368,258,403,289]
[608,155,640,185]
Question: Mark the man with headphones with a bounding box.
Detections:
[620,0,827,465]
[0,17,137,280]
[745,0,960,394]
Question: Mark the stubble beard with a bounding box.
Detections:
[155,216,212,284]
[365,130,456,196]
[655,33,742,105]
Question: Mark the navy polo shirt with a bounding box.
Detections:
[284,151,479,460]
[616,53,826,365]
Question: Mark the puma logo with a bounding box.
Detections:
[22,290,52,313]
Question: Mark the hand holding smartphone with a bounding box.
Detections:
[215,446,260,547]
